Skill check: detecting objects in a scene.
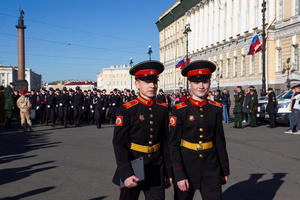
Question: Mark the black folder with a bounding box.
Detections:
[120,157,145,188]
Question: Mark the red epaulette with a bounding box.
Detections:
[175,102,187,109]
[123,99,138,109]
[156,100,168,108]
[209,100,222,108]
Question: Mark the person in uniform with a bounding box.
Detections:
[13,90,20,120]
[59,87,69,127]
[69,89,75,125]
[89,88,97,124]
[54,88,61,124]
[249,88,258,127]
[95,90,103,129]
[37,88,47,124]
[101,89,109,124]
[29,89,37,122]
[17,90,34,132]
[112,60,173,200]
[4,82,15,129]
[156,89,166,102]
[73,86,84,127]
[109,88,120,124]
[45,88,56,127]
[233,86,244,128]
[82,90,90,123]
[266,88,277,128]
[169,60,229,200]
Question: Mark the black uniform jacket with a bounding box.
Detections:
[266,92,277,114]
[169,97,230,189]
[112,94,173,186]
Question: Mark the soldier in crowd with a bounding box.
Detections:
[37,88,47,124]
[249,88,258,127]
[95,89,103,129]
[156,89,166,102]
[45,88,56,127]
[17,90,34,132]
[131,90,137,99]
[109,88,120,124]
[54,88,61,124]
[13,90,20,120]
[29,89,37,121]
[69,89,75,125]
[112,60,173,200]
[0,85,5,123]
[266,88,277,128]
[122,89,134,104]
[89,88,97,124]
[82,90,90,123]
[73,86,84,127]
[233,86,244,128]
[4,82,15,129]
[59,87,69,127]
[101,89,109,123]
[169,60,229,200]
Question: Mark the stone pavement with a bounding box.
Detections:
[0,120,300,200]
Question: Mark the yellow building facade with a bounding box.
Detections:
[156,0,300,95]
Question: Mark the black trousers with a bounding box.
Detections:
[101,108,106,123]
[73,105,82,123]
[95,109,102,127]
[269,113,276,127]
[174,177,222,200]
[39,106,46,123]
[59,105,68,124]
[110,107,118,123]
[119,184,164,200]
[46,107,55,124]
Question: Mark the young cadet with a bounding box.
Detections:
[169,60,230,200]
[112,61,173,200]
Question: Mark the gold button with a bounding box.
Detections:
[199,128,203,132]
[150,114,153,118]
[149,107,152,111]
[199,154,203,158]
[200,114,204,118]
[150,135,153,138]
[150,121,153,124]
[149,141,153,145]
[200,135,204,138]
[199,141,203,144]
[148,154,151,157]
[150,128,153,131]
[200,108,203,111]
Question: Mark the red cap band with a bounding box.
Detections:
[187,68,211,77]
[135,70,158,76]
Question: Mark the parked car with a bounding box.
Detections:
[265,90,292,125]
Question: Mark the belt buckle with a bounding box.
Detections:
[148,146,154,153]
[197,143,203,151]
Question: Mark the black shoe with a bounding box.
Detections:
[51,123,54,127]
[64,123,67,128]
[231,126,237,128]
[267,125,276,128]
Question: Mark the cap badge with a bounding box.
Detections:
[198,71,202,75]
[150,71,155,75]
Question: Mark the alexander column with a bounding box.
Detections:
[15,9,28,91]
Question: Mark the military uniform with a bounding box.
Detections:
[112,61,173,200]
[233,87,245,128]
[266,89,277,128]
[4,84,15,129]
[45,90,56,126]
[82,92,90,122]
[37,90,47,124]
[73,87,84,126]
[95,91,103,128]
[169,60,229,200]
[59,89,69,127]
[101,91,109,123]
[109,90,120,124]
[17,90,33,132]
[249,89,258,127]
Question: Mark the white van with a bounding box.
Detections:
[265,90,292,125]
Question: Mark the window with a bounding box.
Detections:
[177,21,180,32]
[250,54,255,75]
[276,47,282,72]
[117,81,119,85]
[293,44,299,71]
[121,74,123,77]
[124,80,126,85]
[241,54,246,76]
[226,58,230,78]
[233,56,237,77]
[220,60,223,79]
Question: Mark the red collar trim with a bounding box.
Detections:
[137,94,155,106]
[189,97,208,107]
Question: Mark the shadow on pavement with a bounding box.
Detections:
[0,186,56,200]
[223,173,286,200]
[89,196,108,200]
[0,161,57,185]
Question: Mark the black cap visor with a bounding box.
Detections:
[188,74,211,82]
[136,75,159,82]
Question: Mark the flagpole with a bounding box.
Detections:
[261,0,267,96]
[183,22,191,92]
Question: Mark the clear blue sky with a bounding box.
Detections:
[0,0,176,83]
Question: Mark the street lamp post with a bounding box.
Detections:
[130,58,133,90]
[183,22,191,92]
[261,0,267,96]
[282,58,294,90]
[148,45,152,61]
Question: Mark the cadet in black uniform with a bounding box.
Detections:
[54,88,61,124]
[82,90,90,123]
[69,89,75,125]
[38,88,47,124]
[156,89,166,102]
[95,90,103,129]
[266,88,277,128]
[73,86,84,127]
[109,88,120,124]
[169,60,230,200]
[101,89,109,123]
[112,61,173,200]
[29,89,37,121]
[59,87,69,127]
[89,88,97,124]
[45,88,56,127]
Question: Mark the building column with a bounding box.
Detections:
[214,0,220,45]
[226,0,232,40]
[190,9,195,53]
[194,6,199,52]
[208,0,214,47]
[219,0,226,42]
[199,4,204,50]
[233,0,239,38]
[248,0,256,32]
[203,3,209,48]
[240,0,247,35]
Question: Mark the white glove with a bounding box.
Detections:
[102,107,105,110]
[56,105,58,107]
[71,106,74,108]
[82,106,85,110]
[112,103,116,106]
[59,103,63,106]
[36,106,39,110]
[91,110,94,113]
[90,105,93,109]
[47,105,50,108]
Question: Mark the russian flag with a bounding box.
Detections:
[175,57,191,69]
[247,32,261,55]
[255,32,268,54]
